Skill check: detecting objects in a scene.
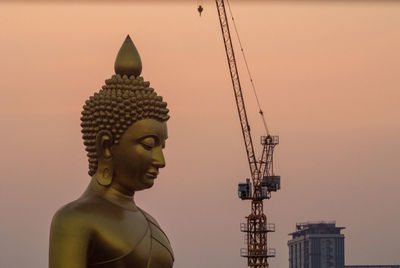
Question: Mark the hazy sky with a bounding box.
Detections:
[0,2,399,268]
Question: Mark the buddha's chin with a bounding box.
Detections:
[141,178,155,189]
[144,181,154,189]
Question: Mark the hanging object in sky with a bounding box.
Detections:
[198,5,203,17]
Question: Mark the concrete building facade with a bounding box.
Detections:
[288,221,345,268]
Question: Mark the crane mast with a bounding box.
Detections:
[215,1,281,267]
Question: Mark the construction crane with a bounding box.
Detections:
[214,1,281,267]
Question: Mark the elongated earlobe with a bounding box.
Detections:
[95,160,113,186]
[94,131,114,186]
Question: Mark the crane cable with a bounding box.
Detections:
[226,0,270,136]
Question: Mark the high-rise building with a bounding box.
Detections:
[288,221,345,268]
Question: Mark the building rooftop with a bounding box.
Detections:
[289,221,345,238]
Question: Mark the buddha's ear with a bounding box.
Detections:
[95,130,114,186]
[95,130,114,160]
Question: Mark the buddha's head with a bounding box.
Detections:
[80,36,169,193]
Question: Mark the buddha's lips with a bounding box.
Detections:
[145,172,158,179]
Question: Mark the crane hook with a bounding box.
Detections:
[197,5,203,17]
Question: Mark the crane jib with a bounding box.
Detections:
[216,0,258,181]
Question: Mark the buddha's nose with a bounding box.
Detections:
[153,147,165,169]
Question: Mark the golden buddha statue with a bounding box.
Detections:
[49,36,174,268]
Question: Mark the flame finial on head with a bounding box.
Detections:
[114,35,142,77]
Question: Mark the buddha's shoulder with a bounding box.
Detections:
[51,196,113,228]
[138,207,160,226]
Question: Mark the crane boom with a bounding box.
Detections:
[215,1,281,268]
[216,0,258,181]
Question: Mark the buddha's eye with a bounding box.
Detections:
[139,137,156,150]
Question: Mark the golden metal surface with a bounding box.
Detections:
[49,37,173,268]
[114,35,142,77]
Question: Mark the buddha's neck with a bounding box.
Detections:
[83,178,138,211]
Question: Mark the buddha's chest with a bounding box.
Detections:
[88,210,173,268]
[88,210,147,262]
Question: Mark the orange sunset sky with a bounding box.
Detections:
[0,1,399,268]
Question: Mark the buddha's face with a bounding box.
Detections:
[111,118,168,193]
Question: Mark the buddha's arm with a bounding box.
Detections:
[49,207,91,268]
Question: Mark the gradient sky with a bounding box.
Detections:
[0,2,399,268]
